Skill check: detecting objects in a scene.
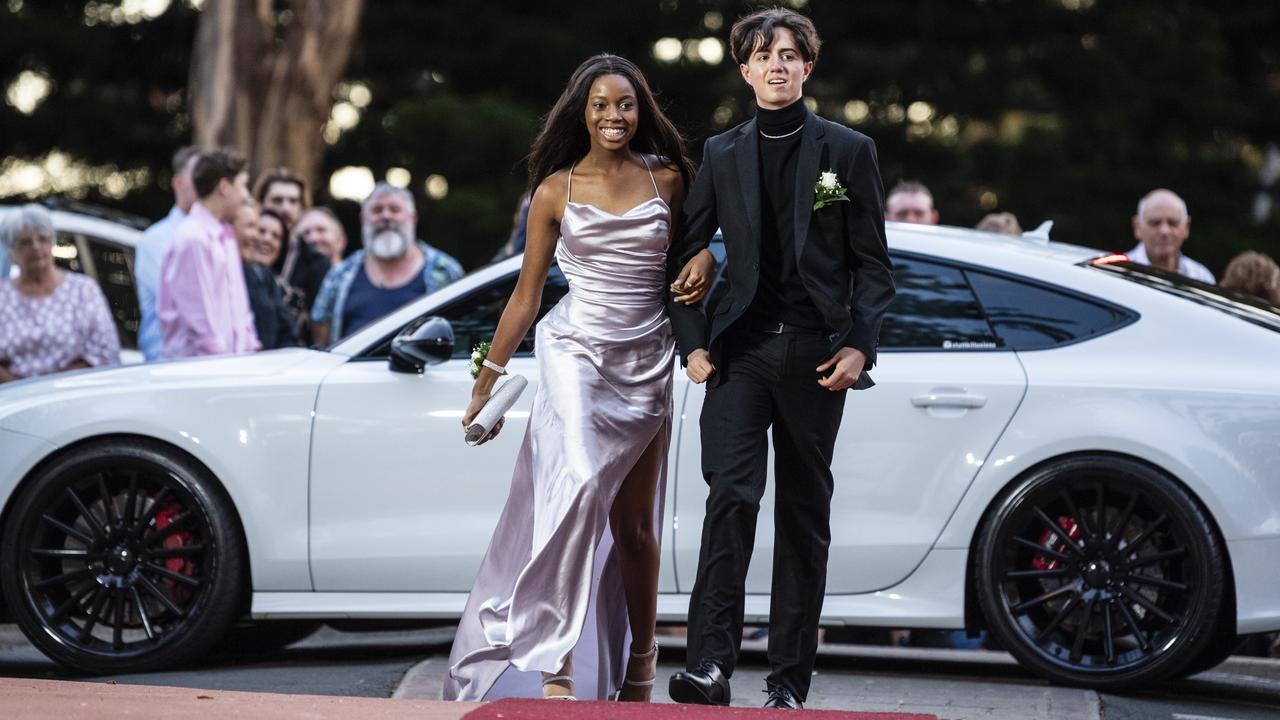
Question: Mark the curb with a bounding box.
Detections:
[393,656,449,700]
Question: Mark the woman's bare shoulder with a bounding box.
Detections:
[649,157,684,196]
[531,168,571,211]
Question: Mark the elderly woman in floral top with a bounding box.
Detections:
[0,204,120,383]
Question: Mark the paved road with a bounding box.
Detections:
[0,623,455,698]
[3,623,1279,718]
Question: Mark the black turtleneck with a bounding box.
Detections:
[747,99,824,330]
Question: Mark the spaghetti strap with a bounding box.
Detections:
[642,155,660,199]
[566,163,576,207]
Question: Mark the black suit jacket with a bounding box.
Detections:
[243,262,300,350]
[667,110,895,389]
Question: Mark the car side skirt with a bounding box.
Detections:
[250,548,970,628]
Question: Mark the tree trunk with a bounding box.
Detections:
[188,0,365,197]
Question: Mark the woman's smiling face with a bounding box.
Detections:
[584,73,639,151]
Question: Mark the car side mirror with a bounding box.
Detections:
[390,316,454,374]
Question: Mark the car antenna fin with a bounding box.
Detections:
[1022,220,1053,245]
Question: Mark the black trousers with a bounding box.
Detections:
[685,327,846,701]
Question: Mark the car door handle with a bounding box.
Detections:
[911,392,987,409]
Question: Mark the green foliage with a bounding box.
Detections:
[0,0,200,219]
[806,0,1280,271]
[3,0,1279,274]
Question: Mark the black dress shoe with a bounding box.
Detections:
[763,684,803,709]
[668,660,731,706]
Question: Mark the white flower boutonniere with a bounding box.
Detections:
[813,169,849,210]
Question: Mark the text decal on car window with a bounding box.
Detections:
[942,340,998,350]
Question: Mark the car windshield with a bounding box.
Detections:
[1085,257,1280,333]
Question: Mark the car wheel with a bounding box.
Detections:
[976,455,1225,690]
[0,439,245,674]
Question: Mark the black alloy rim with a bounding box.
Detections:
[17,460,217,659]
[994,474,1204,674]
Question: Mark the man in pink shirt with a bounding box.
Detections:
[157,148,261,358]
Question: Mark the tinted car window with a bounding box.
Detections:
[443,266,569,358]
[880,257,1000,350]
[366,266,570,359]
[86,238,140,350]
[704,258,732,316]
[966,271,1133,350]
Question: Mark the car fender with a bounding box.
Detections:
[0,350,346,591]
[937,385,1280,550]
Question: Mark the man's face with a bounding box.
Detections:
[213,172,251,223]
[886,191,938,225]
[296,210,345,262]
[263,181,303,225]
[173,153,201,213]
[362,193,415,236]
[740,27,812,110]
[1132,195,1190,262]
[362,192,416,260]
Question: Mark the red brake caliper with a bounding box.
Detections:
[154,503,196,602]
[1032,516,1080,570]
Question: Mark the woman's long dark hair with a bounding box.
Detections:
[527,54,695,196]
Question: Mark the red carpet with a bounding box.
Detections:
[462,698,935,719]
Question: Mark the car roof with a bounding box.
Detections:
[0,205,143,249]
[886,221,1103,267]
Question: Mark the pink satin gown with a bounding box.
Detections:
[443,158,674,701]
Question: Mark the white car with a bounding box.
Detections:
[1,223,1277,690]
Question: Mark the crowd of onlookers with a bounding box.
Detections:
[2,152,1279,391]
[884,179,1280,304]
[139,146,464,362]
[0,145,464,384]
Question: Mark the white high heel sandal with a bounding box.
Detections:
[615,642,658,701]
[541,673,576,701]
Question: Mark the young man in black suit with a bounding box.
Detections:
[666,8,895,710]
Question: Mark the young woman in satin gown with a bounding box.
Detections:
[445,55,716,702]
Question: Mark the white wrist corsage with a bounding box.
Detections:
[470,341,507,379]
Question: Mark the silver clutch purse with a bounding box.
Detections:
[465,374,528,446]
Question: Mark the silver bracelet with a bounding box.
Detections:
[482,358,506,374]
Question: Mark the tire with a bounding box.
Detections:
[0,439,245,674]
[1176,631,1239,678]
[975,455,1225,690]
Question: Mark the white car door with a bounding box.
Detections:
[308,269,569,591]
[673,254,1028,594]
